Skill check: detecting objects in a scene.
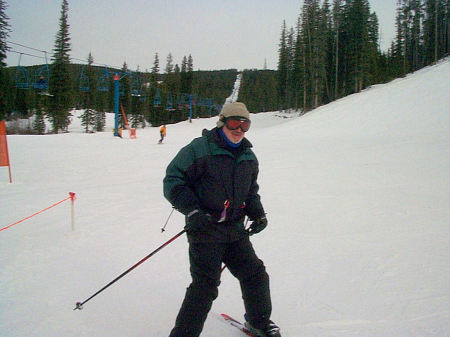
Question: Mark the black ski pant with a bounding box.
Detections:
[168,236,271,337]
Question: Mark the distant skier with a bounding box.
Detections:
[159,124,166,144]
[163,102,281,337]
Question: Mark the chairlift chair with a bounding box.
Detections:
[79,66,90,92]
[166,92,173,110]
[153,88,161,107]
[15,54,31,89]
[130,72,143,97]
[97,67,110,92]
[33,64,49,91]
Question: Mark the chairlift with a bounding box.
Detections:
[97,67,110,92]
[207,98,214,116]
[153,88,161,107]
[130,72,142,97]
[33,51,50,91]
[33,68,49,90]
[15,53,31,89]
[166,92,173,110]
[183,93,191,108]
[176,94,183,109]
[79,66,90,92]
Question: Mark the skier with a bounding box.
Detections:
[163,102,281,337]
[159,124,167,144]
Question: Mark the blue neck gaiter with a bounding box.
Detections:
[219,128,242,148]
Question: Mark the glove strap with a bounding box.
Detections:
[187,209,199,218]
[218,199,230,223]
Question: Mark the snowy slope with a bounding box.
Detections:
[0,59,449,337]
[225,73,242,104]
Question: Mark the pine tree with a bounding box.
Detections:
[33,110,46,134]
[332,0,344,99]
[410,0,424,70]
[0,0,10,67]
[286,26,296,109]
[293,16,306,111]
[393,1,406,76]
[423,0,448,65]
[180,55,188,93]
[0,0,11,121]
[79,52,97,132]
[282,0,384,113]
[344,0,372,92]
[49,0,72,133]
[165,52,174,74]
[187,54,194,93]
[173,63,181,94]
[165,52,177,94]
[277,20,289,110]
[301,0,323,108]
[151,52,159,87]
[367,11,381,83]
[319,0,333,104]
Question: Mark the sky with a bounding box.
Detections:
[5,0,396,71]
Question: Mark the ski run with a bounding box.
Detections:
[0,59,449,336]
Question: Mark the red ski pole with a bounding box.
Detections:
[74,229,186,310]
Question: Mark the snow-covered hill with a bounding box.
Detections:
[0,59,449,337]
[225,73,242,104]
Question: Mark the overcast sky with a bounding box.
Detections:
[5,0,396,71]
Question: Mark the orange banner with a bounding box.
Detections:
[0,121,10,167]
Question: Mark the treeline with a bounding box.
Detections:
[1,0,448,134]
[1,58,238,133]
[276,0,449,113]
[239,70,278,113]
[0,0,238,134]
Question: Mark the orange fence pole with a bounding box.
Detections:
[0,121,12,183]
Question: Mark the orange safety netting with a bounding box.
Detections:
[0,193,76,232]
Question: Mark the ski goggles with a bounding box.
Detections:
[224,117,251,132]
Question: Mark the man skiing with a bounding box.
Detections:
[163,102,281,337]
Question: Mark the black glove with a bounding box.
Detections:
[185,209,211,233]
[247,216,268,236]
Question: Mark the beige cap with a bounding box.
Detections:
[216,102,250,128]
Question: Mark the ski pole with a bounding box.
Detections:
[74,229,186,310]
[161,207,175,233]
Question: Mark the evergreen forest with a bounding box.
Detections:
[0,0,448,134]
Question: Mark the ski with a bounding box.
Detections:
[220,313,256,337]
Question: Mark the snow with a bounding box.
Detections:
[1,59,449,337]
[225,73,242,104]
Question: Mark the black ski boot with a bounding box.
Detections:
[244,319,281,337]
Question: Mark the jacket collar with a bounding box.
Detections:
[206,127,253,149]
